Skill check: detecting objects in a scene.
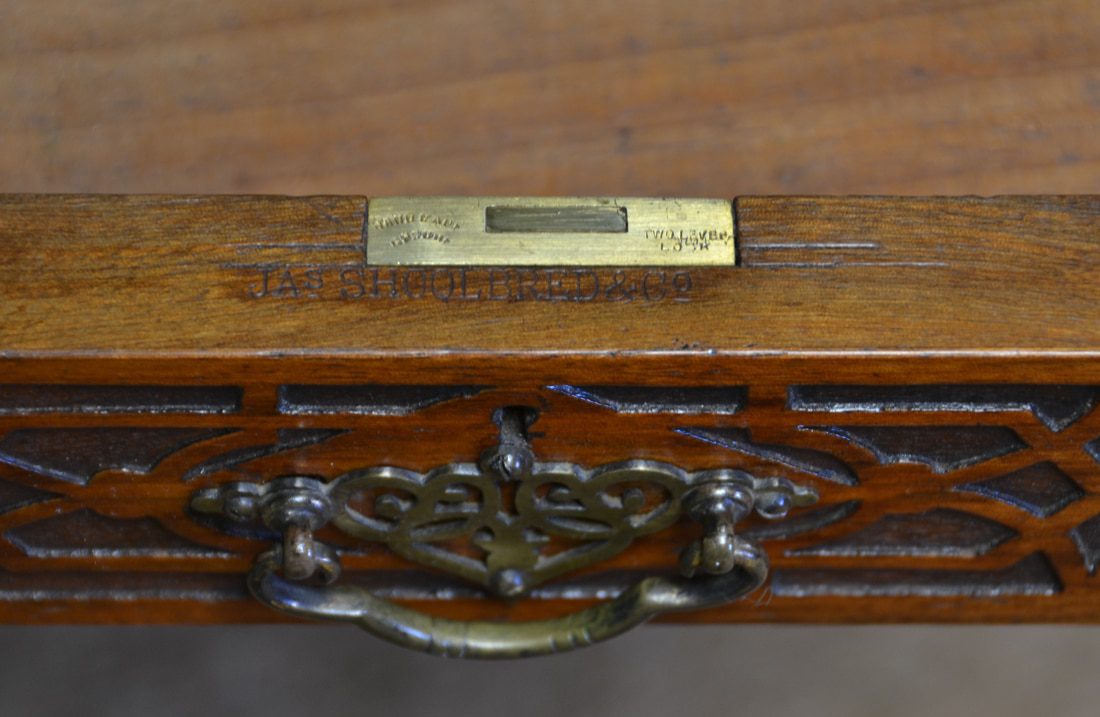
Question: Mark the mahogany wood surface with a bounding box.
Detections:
[0,0,1099,626]
[1,195,1099,354]
[1,0,1098,197]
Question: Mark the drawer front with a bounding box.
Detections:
[2,194,1098,654]
[1,357,1099,631]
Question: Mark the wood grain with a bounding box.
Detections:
[1,195,1098,354]
[1,0,1098,196]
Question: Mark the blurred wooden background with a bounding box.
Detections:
[1,0,1097,196]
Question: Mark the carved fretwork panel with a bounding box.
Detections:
[1,378,1099,623]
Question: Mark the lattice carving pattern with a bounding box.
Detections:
[0,383,1098,609]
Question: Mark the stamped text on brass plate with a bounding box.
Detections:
[366,197,735,266]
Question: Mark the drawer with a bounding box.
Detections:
[1,194,1098,656]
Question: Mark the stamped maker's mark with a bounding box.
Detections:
[243,265,695,303]
[646,228,734,254]
[371,213,460,248]
[230,198,727,302]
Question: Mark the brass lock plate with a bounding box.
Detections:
[365,197,735,266]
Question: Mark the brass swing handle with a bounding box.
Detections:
[211,475,788,659]
[247,534,768,659]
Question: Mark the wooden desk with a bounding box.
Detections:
[1,1,1098,656]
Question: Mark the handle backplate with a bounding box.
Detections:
[190,409,818,657]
